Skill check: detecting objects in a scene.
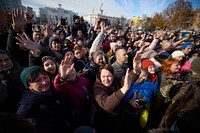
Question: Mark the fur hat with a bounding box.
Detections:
[141,58,154,70]
[172,50,185,58]
[20,66,43,89]
[181,42,193,49]
[191,57,200,74]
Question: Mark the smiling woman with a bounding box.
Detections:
[17,66,69,133]
[92,64,142,133]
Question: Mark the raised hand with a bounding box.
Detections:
[43,24,53,37]
[100,21,106,34]
[12,9,27,31]
[154,29,165,40]
[121,68,133,94]
[124,68,133,88]
[15,32,39,52]
[133,44,148,74]
[59,56,74,79]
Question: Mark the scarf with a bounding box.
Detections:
[148,74,157,84]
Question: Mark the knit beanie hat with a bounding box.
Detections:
[172,50,185,58]
[191,57,200,74]
[0,49,11,58]
[20,66,43,89]
[49,36,61,48]
[141,58,154,70]
[181,42,193,49]
[63,47,73,57]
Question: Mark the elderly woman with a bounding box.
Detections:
[159,58,182,101]
[92,64,139,133]
[17,66,69,133]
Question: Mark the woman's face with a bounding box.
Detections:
[175,56,184,62]
[170,62,180,73]
[0,53,13,71]
[100,69,114,87]
[29,73,50,92]
[74,49,82,59]
[82,47,88,55]
[94,54,103,66]
[65,51,74,60]
[59,32,65,40]
[43,59,57,74]
[147,65,155,74]
[33,31,42,42]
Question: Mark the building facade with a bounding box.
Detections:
[83,12,127,29]
[39,4,78,25]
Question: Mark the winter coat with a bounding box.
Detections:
[85,59,100,88]
[54,75,92,129]
[123,79,159,103]
[17,87,69,133]
[7,28,30,67]
[0,61,23,112]
[170,108,200,133]
[92,73,139,133]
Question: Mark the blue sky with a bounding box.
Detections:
[21,0,200,18]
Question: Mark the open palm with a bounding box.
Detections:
[60,56,74,79]
[15,32,38,51]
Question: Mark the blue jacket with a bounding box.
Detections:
[123,79,159,103]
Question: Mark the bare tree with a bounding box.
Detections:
[151,12,166,30]
[163,0,192,29]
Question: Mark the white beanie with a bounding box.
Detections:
[172,50,185,58]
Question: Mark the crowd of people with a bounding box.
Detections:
[0,8,200,133]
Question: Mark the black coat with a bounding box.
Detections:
[0,61,23,113]
[17,87,69,133]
